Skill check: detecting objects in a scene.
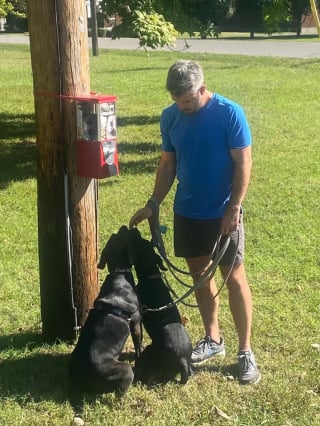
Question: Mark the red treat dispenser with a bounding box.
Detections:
[75,93,119,179]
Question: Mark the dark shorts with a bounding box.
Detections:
[173,212,245,266]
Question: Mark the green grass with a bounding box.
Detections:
[0,44,319,425]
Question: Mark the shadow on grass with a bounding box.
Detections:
[0,351,70,404]
[0,330,71,404]
[113,157,159,177]
[0,112,161,188]
[0,330,137,408]
[117,115,160,127]
[0,331,43,351]
[94,65,168,74]
[119,141,160,155]
[98,140,161,181]
[0,113,35,139]
[0,112,37,189]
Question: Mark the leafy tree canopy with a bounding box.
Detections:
[99,0,231,38]
[1,0,26,17]
[0,0,14,17]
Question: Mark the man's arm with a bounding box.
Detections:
[151,151,176,204]
[220,145,252,235]
[129,151,176,228]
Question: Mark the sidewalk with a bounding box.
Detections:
[1,32,319,59]
[96,36,320,59]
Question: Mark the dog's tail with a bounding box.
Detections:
[179,358,193,384]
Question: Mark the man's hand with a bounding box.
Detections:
[220,205,241,235]
[129,206,153,229]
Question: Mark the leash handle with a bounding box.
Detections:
[141,231,238,313]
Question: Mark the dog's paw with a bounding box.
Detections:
[71,415,85,426]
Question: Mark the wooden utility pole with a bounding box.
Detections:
[91,0,99,56]
[27,0,99,341]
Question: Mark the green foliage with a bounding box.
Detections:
[1,0,26,18]
[263,0,291,34]
[230,0,312,36]
[289,0,311,35]
[132,10,178,50]
[198,21,221,38]
[181,0,230,26]
[99,0,232,38]
[98,0,313,39]
[1,43,320,425]
[97,27,108,37]
[0,0,13,17]
[99,0,156,37]
[1,0,27,32]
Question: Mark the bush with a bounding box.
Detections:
[5,12,28,32]
[199,22,220,39]
[132,11,178,50]
[97,27,107,37]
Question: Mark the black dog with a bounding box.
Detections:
[69,226,142,417]
[130,228,192,385]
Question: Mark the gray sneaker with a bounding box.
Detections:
[237,350,261,384]
[191,336,225,366]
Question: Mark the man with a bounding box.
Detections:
[129,59,260,384]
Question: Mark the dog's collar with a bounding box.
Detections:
[94,301,132,322]
[138,272,162,281]
[111,268,132,273]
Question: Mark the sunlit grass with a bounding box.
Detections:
[0,44,319,425]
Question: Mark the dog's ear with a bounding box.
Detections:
[128,227,141,264]
[129,227,142,249]
[130,227,141,239]
[97,233,117,269]
[118,224,129,235]
[118,225,131,249]
[118,225,131,245]
[97,252,107,269]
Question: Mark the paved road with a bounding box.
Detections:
[1,32,319,59]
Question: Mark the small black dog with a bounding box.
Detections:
[130,228,192,385]
[69,226,142,417]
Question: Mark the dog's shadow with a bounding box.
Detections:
[0,331,139,407]
[0,331,72,405]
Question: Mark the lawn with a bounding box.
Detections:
[0,44,319,425]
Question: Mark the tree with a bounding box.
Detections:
[179,0,230,36]
[263,0,290,34]
[99,0,155,38]
[289,0,311,35]
[231,0,313,37]
[231,0,266,37]
[2,0,27,31]
[0,0,13,17]
[99,0,231,39]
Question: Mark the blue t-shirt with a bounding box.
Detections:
[160,93,252,219]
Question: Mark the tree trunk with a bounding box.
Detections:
[27,0,99,342]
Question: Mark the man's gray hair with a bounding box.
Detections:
[166,60,204,97]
